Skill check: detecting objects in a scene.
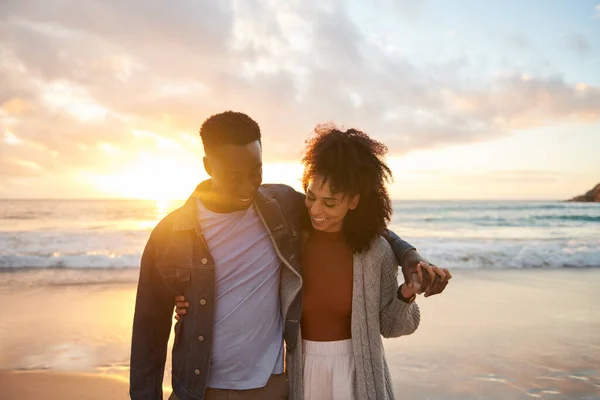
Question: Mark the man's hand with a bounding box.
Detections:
[418,261,452,297]
[174,295,189,321]
[401,250,452,297]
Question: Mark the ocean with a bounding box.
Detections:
[1,199,598,272]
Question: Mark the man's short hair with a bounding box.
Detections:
[199,111,261,153]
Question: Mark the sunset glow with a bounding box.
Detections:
[1,1,599,200]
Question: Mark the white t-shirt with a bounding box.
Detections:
[196,198,284,390]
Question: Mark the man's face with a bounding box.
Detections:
[204,140,263,212]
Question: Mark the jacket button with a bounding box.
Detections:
[198,335,205,342]
[201,258,208,265]
[200,299,207,306]
[194,369,201,375]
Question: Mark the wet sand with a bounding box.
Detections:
[0,268,598,399]
[0,370,129,400]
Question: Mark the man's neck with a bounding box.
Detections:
[198,188,254,215]
[196,192,234,214]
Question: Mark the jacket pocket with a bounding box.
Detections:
[156,264,191,294]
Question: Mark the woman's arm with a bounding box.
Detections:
[379,240,421,338]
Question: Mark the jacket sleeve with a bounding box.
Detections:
[129,233,175,400]
[292,189,312,231]
[289,183,415,262]
[379,241,421,338]
[383,229,416,266]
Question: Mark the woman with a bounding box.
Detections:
[289,125,422,400]
[176,125,441,399]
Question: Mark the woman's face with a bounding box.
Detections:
[305,174,359,233]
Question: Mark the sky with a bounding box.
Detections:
[0,0,599,200]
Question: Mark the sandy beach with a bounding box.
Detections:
[0,268,598,400]
[0,370,129,400]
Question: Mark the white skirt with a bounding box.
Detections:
[302,339,356,400]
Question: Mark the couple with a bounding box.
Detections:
[129,111,451,400]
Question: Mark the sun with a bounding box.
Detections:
[90,154,206,200]
[87,150,305,201]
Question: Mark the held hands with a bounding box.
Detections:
[399,271,422,299]
[402,258,452,298]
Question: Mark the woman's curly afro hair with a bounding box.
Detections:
[301,124,393,253]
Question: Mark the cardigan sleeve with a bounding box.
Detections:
[378,239,421,338]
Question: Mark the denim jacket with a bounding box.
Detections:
[129,181,414,400]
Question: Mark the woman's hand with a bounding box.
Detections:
[400,263,422,298]
[174,295,190,321]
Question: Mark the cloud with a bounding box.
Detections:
[368,0,427,19]
[594,4,600,19]
[442,74,600,130]
[505,34,532,50]
[563,33,592,57]
[402,169,578,185]
[1,0,600,196]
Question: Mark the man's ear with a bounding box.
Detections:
[203,156,213,177]
[349,194,360,210]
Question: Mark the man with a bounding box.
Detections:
[129,111,450,400]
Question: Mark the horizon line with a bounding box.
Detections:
[0,197,569,202]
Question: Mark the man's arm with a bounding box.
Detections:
[383,229,416,265]
[129,234,174,400]
[292,187,450,296]
[384,229,451,297]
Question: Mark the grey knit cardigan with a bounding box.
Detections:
[286,235,421,400]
